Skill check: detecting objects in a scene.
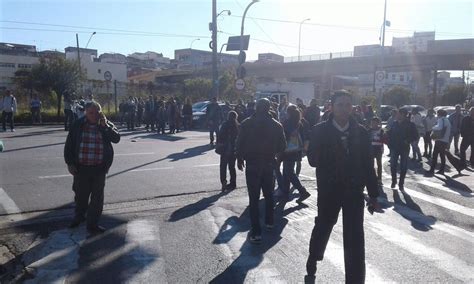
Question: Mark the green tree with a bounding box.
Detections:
[441,85,467,105]
[382,86,412,107]
[14,55,83,118]
[184,77,212,101]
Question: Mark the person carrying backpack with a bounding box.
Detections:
[275,105,311,203]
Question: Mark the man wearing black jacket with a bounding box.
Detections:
[305,90,380,284]
[64,101,120,234]
[460,107,474,167]
[387,108,418,190]
[236,98,286,244]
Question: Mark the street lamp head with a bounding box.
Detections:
[227,10,231,16]
[92,32,97,35]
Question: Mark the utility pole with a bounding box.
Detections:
[382,0,387,50]
[76,33,81,71]
[211,0,218,99]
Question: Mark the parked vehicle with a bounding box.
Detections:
[192,101,225,129]
[400,105,427,117]
[379,105,396,122]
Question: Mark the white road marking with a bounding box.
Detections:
[299,174,316,181]
[382,184,474,218]
[193,163,220,168]
[38,174,71,179]
[415,179,473,197]
[115,152,155,157]
[384,206,474,244]
[368,221,474,283]
[0,187,21,214]
[129,167,174,172]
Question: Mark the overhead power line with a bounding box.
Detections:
[229,15,473,37]
[0,20,208,38]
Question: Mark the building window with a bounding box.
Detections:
[0,63,15,68]
[98,69,101,74]
[400,75,404,82]
[391,74,396,80]
[18,64,32,69]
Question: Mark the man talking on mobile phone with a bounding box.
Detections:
[64,100,120,234]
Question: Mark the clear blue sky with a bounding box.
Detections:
[1,0,472,60]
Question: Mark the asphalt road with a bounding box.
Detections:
[0,125,473,283]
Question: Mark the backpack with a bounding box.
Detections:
[285,128,303,153]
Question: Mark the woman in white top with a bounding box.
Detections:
[422,109,438,158]
[410,109,424,161]
[427,109,451,175]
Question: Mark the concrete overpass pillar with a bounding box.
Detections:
[413,70,432,105]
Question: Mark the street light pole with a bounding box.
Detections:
[85,31,96,49]
[212,0,218,99]
[190,38,200,49]
[298,18,310,62]
[239,0,259,59]
[381,0,387,51]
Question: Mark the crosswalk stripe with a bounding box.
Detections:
[368,221,474,283]
[0,187,21,214]
[382,184,474,218]
[415,178,473,197]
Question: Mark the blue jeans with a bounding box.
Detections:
[390,149,408,185]
[282,160,305,197]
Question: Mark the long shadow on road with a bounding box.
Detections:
[0,204,156,283]
[210,201,290,283]
[107,144,212,179]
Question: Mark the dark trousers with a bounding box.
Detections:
[274,160,283,189]
[145,113,155,131]
[2,111,14,131]
[308,187,366,284]
[390,148,408,185]
[209,123,219,143]
[282,159,305,196]
[449,133,460,153]
[374,151,383,181]
[73,166,106,227]
[423,131,433,156]
[31,107,41,124]
[220,155,236,186]
[460,137,473,165]
[127,112,135,130]
[183,115,192,130]
[157,121,166,134]
[64,109,74,130]
[245,161,274,236]
[431,140,447,171]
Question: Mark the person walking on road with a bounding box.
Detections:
[369,117,385,183]
[448,104,464,155]
[144,95,157,132]
[1,90,17,132]
[427,109,452,175]
[387,108,418,190]
[275,105,311,203]
[460,107,474,167]
[216,111,240,191]
[423,109,437,158]
[182,97,193,130]
[305,90,380,284]
[410,108,424,162]
[64,101,120,234]
[207,97,222,146]
[236,98,286,244]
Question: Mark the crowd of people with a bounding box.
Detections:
[209,91,473,282]
[118,95,194,133]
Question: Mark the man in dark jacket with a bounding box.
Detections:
[64,101,120,234]
[236,98,286,244]
[144,95,157,132]
[387,108,418,190]
[305,90,380,284]
[460,107,474,167]
[206,97,222,146]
